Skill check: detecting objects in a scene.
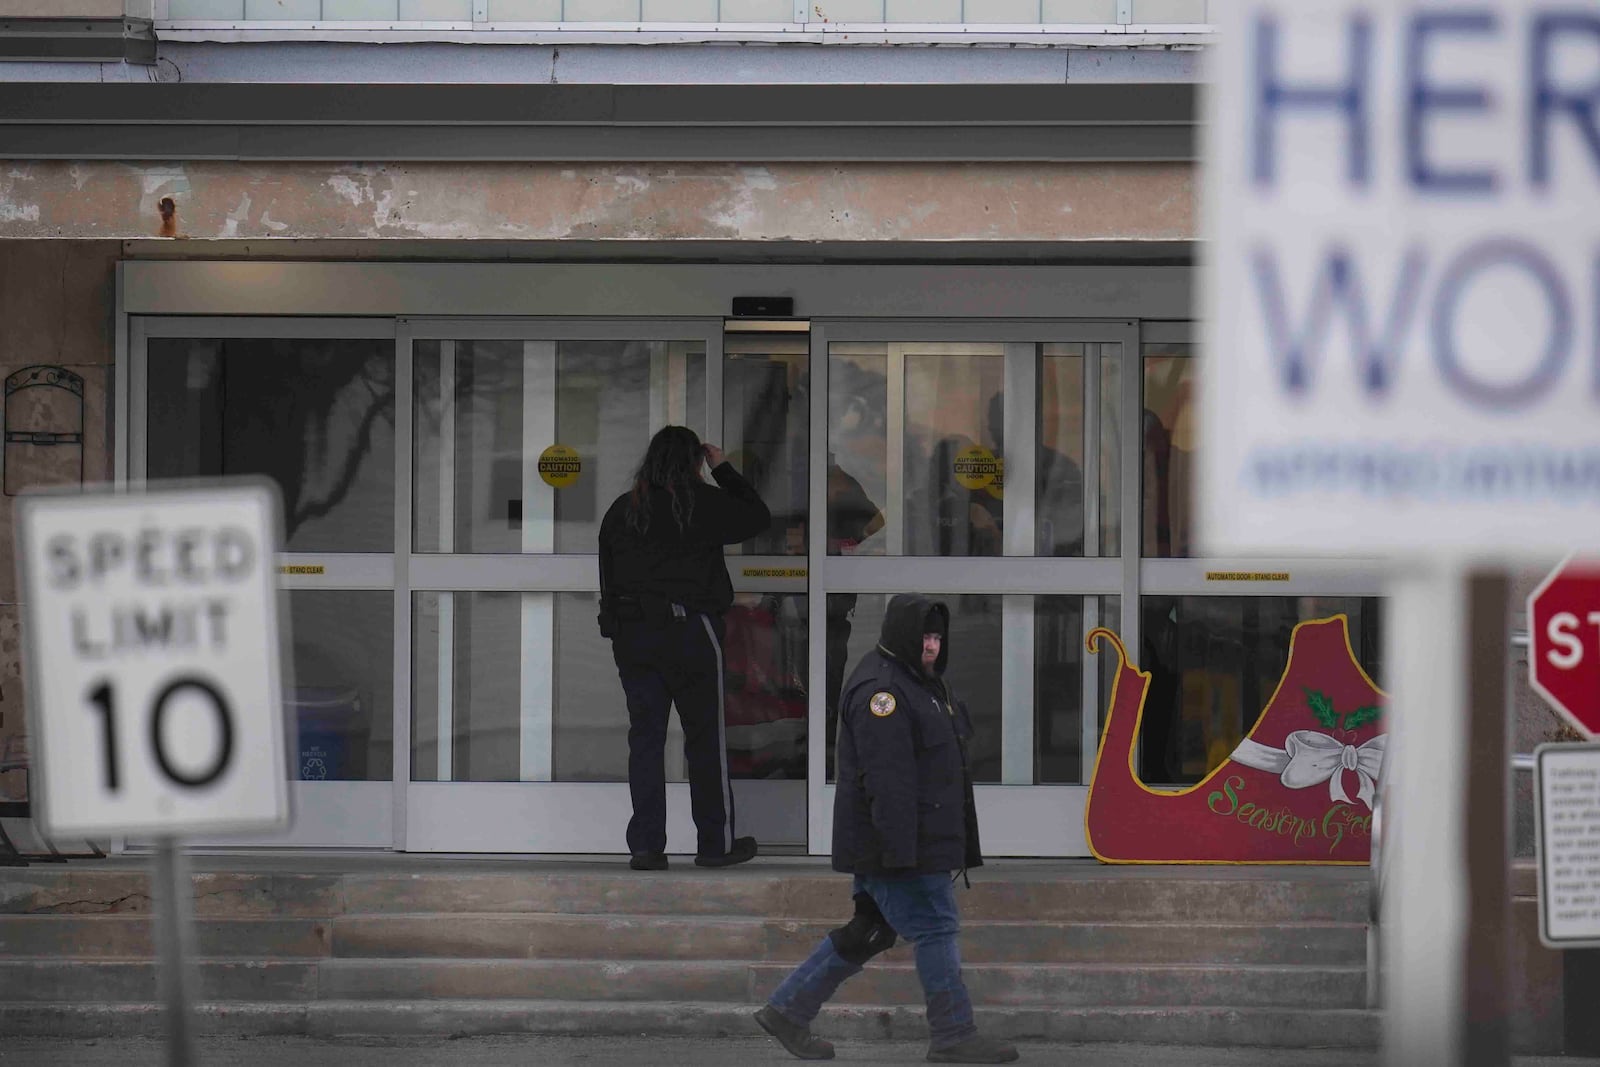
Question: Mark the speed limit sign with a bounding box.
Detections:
[16,481,290,837]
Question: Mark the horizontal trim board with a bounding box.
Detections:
[0,82,1196,162]
[152,28,1213,49]
[0,123,1193,161]
[1,82,1195,125]
[121,263,1194,319]
[400,317,717,340]
[0,16,155,64]
[117,239,1197,266]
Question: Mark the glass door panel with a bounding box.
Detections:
[135,321,398,849]
[1134,595,1384,786]
[289,591,394,783]
[413,339,706,555]
[404,322,808,852]
[827,346,891,556]
[724,330,808,556]
[1142,339,1197,559]
[145,336,396,552]
[1041,343,1122,558]
[904,346,1006,557]
[816,325,1130,857]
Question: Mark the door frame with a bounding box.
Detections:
[112,262,1385,857]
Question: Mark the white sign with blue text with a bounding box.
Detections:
[1201,1,1600,554]
[17,483,289,837]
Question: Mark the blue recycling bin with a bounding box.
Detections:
[289,687,367,781]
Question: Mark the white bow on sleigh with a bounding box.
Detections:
[1230,731,1388,810]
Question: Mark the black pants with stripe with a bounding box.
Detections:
[611,611,737,858]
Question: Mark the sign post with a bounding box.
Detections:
[16,481,289,1067]
[1202,2,1600,1063]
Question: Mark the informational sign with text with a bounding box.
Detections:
[17,482,289,837]
[1536,743,1600,948]
[1201,1,1600,554]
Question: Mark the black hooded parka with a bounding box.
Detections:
[831,593,984,877]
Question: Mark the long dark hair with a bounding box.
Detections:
[626,425,703,534]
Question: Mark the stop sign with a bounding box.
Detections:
[1529,558,1600,738]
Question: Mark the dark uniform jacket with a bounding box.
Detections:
[597,461,770,630]
[832,593,984,877]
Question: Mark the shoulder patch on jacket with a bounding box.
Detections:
[869,691,897,718]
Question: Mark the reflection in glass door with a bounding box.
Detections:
[132,319,399,848]
[1133,323,1385,788]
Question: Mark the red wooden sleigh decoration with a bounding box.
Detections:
[1084,615,1387,865]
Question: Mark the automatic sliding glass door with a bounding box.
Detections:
[403,323,709,851]
[130,317,399,849]
[809,323,1135,857]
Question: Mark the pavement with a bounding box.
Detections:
[0,1037,1595,1067]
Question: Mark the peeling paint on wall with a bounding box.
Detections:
[0,161,1197,243]
[0,202,40,224]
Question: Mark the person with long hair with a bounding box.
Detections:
[598,425,771,870]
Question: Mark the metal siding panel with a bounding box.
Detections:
[1042,0,1116,21]
[562,0,641,20]
[1132,0,1204,22]
[320,0,402,18]
[486,0,561,16]
[964,0,1040,23]
[642,0,717,20]
[809,0,880,21]
[166,0,242,13]
[718,0,789,19]
[3,0,124,12]
[884,0,957,21]
[244,0,318,17]
[400,0,473,17]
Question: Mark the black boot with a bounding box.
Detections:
[695,835,758,868]
[927,1033,1020,1063]
[754,1005,834,1060]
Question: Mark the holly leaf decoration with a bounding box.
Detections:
[1343,705,1383,731]
[1305,688,1340,730]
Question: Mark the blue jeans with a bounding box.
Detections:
[766,873,976,1050]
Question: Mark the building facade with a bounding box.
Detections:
[0,2,1557,864]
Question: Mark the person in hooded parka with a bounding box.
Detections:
[754,593,1020,1064]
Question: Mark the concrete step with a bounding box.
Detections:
[0,959,320,1002]
[328,914,1366,966]
[0,916,331,959]
[0,861,1375,1049]
[0,911,1366,966]
[0,999,1383,1049]
[313,958,1364,1010]
[1,868,1368,924]
[0,957,1365,1010]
